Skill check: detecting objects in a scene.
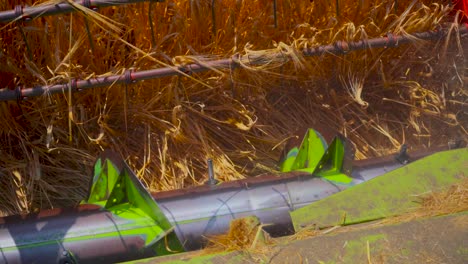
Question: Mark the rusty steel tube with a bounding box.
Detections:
[0,24,466,102]
[0,0,163,23]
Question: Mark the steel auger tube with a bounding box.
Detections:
[153,146,453,250]
[0,205,163,263]
[0,23,466,102]
[0,0,164,24]
[0,145,454,264]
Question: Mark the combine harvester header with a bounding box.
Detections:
[0,1,467,263]
[0,129,465,263]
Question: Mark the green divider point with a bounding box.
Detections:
[83,151,185,256]
[280,129,328,172]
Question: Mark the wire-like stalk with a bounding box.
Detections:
[18,25,32,60]
[149,1,157,49]
[68,14,73,143]
[273,0,278,28]
[84,18,95,53]
[211,0,217,39]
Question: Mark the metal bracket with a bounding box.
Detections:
[395,144,410,164]
[81,0,99,11]
[279,129,328,173]
[205,158,219,186]
[312,135,355,184]
[279,128,355,184]
[14,5,31,22]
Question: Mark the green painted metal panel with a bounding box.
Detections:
[280,129,327,172]
[122,251,238,264]
[290,148,467,231]
[279,129,354,185]
[85,157,121,204]
[311,136,353,184]
[279,147,299,172]
[82,152,185,255]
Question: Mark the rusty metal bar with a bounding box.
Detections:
[0,23,466,102]
[0,0,164,23]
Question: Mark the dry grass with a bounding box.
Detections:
[0,0,467,216]
[201,217,273,255]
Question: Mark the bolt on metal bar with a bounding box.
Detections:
[0,0,164,23]
[0,23,466,102]
[206,158,218,186]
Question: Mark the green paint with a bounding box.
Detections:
[291,148,468,231]
[93,157,102,184]
[280,129,328,172]
[279,129,353,184]
[74,153,183,256]
[123,251,246,264]
[279,147,299,172]
[1,202,180,253]
[312,136,353,184]
[84,158,121,205]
